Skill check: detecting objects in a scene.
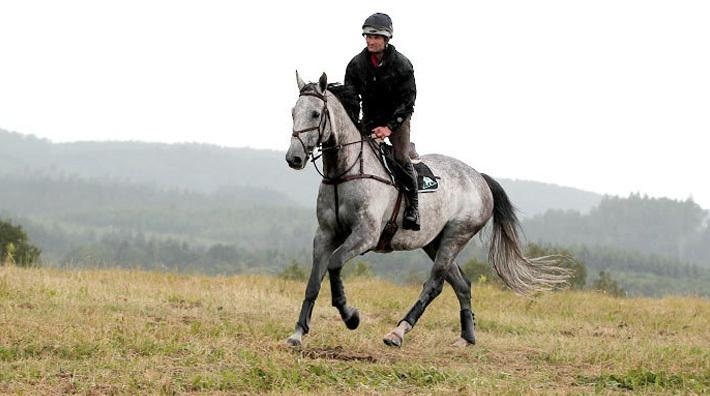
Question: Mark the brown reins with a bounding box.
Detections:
[292,88,395,187]
[292,87,401,233]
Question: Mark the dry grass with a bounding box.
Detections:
[0,265,708,394]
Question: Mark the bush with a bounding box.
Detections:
[279,260,308,281]
[343,261,374,279]
[461,257,501,286]
[592,270,626,297]
[0,220,41,267]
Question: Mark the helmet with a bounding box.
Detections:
[362,13,393,39]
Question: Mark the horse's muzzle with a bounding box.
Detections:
[286,153,307,170]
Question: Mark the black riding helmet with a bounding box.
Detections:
[362,13,393,39]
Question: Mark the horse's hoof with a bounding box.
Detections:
[451,337,474,348]
[383,331,403,347]
[286,337,302,347]
[344,308,360,330]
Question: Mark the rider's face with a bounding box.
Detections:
[365,35,387,54]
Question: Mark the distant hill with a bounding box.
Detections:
[497,179,602,218]
[0,129,601,215]
[1,129,318,206]
[3,128,709,296]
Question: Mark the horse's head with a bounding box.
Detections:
[286,71,332,170]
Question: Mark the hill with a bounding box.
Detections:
[0,266,707,394]
[3,128,710,296]
[0,129,602,214]
[0,129,318,207]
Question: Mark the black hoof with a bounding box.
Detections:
[461,328,476,345]
[344,308,360,330]
[464,334,476,345]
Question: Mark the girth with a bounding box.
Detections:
[321,173,395,187]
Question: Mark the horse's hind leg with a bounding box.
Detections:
[384,230,472,347]
[446,264,476,347]
[383,229,477,346]
[422,240,475,346]
[382,271,445,347]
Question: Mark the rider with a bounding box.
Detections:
[345,12,420,231]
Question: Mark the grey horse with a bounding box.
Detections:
[285,72,569,347]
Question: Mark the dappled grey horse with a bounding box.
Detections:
[285,72,569,347]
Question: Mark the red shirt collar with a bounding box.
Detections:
[370,53,382,68]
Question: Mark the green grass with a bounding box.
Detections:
[0,265,708,394]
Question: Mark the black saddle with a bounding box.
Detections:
[378,143,439,192]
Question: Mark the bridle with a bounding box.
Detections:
[291,89,330,157]
[290,86,401,236]
[291,87,366,183]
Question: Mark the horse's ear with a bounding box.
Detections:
[296,70,306,91]
[318,73,328,93]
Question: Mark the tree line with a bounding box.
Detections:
[2,152,709,296]
[523,193,709,267]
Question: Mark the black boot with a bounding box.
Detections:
[401,163,420,231]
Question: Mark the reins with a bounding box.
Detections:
[293,88,395,186]
[292,87,399,232]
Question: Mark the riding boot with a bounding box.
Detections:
[401,162,420,231]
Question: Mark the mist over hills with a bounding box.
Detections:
[1,129,602,216]
[1,130,314,206]
[2,129,709,296]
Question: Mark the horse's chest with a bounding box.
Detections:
[317,188,381,231]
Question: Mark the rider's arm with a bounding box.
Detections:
[344,59,363,105]
[387,59,416,132]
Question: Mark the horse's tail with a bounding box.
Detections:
[480,173,571,295]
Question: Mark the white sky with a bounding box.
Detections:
[1,1,709,209]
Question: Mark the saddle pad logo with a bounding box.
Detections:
[422,176,437,190]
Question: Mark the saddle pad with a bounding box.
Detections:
[414,161,439,192]
[378,143,440,193]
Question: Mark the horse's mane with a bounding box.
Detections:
[302,82,361,129]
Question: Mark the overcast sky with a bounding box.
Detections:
[1,1,709,209]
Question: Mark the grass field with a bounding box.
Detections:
[1,265,708,394]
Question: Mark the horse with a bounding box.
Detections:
[284,72,569,347]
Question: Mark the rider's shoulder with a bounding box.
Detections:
[348,48,369,65]
[387,46,414,71]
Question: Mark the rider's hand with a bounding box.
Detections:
[372,126,392,138]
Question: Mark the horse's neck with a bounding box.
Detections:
[322,97,383,180]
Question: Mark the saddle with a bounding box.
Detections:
[373,141,440,253]
[378,142,440,193]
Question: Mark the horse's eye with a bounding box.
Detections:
[312,111,320,119]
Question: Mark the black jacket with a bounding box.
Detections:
[344,44,416,132]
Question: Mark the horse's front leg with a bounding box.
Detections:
[286,229,337,346]
[327,223,379,331]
